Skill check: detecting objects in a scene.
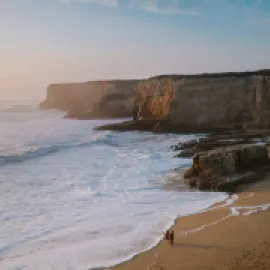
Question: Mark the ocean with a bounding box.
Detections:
[0,99,228,270]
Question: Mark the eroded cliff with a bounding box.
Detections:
[40,70,270,130]
[40,80,140,118]
[133,71,270,130]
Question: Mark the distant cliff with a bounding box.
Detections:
[40,70,270,130]
[40,80,140,119]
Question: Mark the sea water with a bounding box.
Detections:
[0,100,228,270]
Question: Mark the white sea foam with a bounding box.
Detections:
[231,204,270,216]
[178,200,270,237]
[206,194,239,212]
[0,131,116,166]
[0,103,228,270]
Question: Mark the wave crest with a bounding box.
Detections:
[0,132,115,166]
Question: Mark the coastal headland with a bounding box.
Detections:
[40,69,270,133]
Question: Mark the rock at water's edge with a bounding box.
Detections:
[183,144,270,191]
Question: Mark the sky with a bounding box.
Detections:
[0,0,270,99]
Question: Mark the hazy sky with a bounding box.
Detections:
[1,0,270,98]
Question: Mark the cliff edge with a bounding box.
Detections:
[98,70,270,132]
[40,70,270,131]
[40,80,140,119]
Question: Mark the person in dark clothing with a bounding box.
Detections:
[169,230,174,245]
[164,230,170,240]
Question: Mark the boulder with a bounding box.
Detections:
[199,144,268,174]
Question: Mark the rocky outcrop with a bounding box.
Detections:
[40,80,140,119]
[183,144,270,191]
[171,130,270,156]
[171,130,270,191]
[95,119,239,133]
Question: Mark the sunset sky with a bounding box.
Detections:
[1,0,270,99]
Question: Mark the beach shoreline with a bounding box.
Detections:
[109,177,270,270]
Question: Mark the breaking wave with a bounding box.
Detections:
[0,132,115,166]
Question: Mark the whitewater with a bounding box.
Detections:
[0,100,228,270]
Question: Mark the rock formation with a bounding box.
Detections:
[183,144,270,191]
[173,133,270,191]
[40,70,270,129]
[40,80,140,119]
[134,73,270,130]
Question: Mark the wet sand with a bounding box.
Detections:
[109,177,270,270]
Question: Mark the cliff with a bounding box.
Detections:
[135,71,270,127]
[97,70,270,132]
[40,80,140,119]
[40,70,270,130]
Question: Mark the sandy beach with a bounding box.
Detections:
[110,177,270,270]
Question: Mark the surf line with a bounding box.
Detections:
[180,202,270,236]
[146,201,270,270]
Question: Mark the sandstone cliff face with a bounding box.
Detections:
[40,80,139,118]
[40,70,270,127]
[254,76,270,128]
[135,74,270,129]
[135,79,176,119]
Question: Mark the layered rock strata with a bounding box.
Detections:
[182,142,270,192]
[40,80,139,119]
[40,70,270,130]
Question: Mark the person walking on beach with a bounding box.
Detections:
[164,230,170,240]
[169,230,174,245]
